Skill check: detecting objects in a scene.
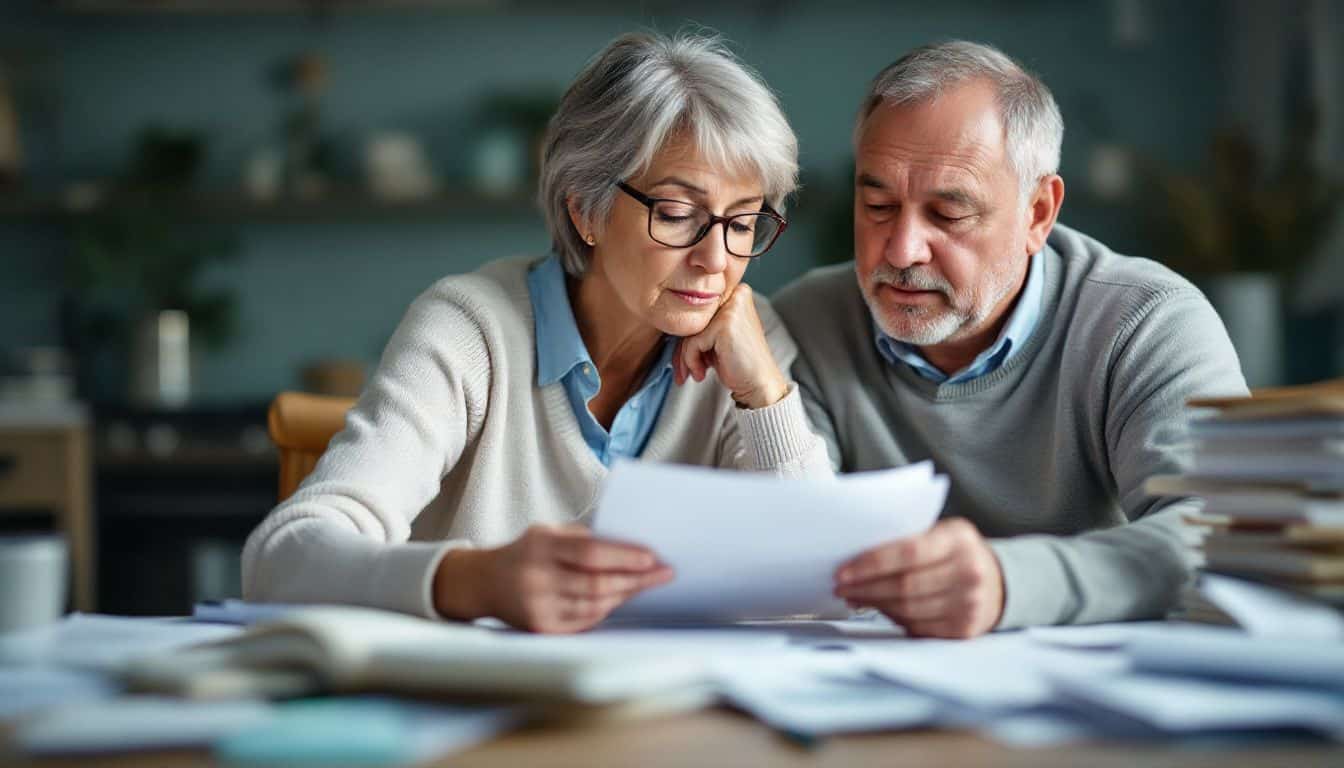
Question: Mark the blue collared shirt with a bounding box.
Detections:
[527,255,676,466]
[875,251,1044,384]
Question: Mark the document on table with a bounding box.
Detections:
[0,614,243,671]
[592,460,948,621]
[1198,573,1344,641]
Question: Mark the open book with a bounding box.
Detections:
[124,606,716,711]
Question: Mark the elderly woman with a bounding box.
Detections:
[242,32,830,633]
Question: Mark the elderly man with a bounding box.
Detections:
[774,41,1248,638]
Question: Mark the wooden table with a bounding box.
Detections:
[0,403,94,611]
[15,709,1344,767]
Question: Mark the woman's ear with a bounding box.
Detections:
[566,196,594,246]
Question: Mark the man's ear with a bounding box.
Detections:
[1024,174,1065,255]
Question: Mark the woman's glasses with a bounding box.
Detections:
[615,181,787,258]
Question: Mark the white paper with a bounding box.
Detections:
[0,666,119,721]
[213,697,522,766]
[193,599,305,626]
[977,709,1110,747]
[1025,621,1198,650]
[1127,629,1344,689]
[1199,573,1344,641]
[593,461,947,621]
[0,614,242,671]
[860,633,1129,711]
[16,696,274,755]
[1048,669,1344,737]
[714,650,942,737]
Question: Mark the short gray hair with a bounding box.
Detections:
[856,41,1063,198]
[540,31,798,276]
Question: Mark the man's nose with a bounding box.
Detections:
[883,214,933,270]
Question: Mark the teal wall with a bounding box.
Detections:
[0,1,1227,401]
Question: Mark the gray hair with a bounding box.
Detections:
[540,31,798,276]
[856,41,1063,198]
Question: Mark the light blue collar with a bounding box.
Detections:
[528,255,593,387]
[528,254,677,387]
[875,250,1045,384]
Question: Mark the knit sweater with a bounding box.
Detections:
[242,257,831,618]
[773,224,1249,629]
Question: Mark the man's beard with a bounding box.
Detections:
[861,262,1016,346]
[862,264,966,345]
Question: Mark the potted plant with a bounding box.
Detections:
[1143,109,1341,387]
[66,127,238,407]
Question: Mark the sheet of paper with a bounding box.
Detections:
[593,460,947,621]
[859,633,1128,711]
[16,696,274,755]
[0,614,243,671]
[1047,669,1344,738]
[193,599,305,626]
[976,708,1114,747]
[714,650,942,738]
[1198,573,1344,640]
[1127,629,1344,689]
[596,613,909,647]
[1025,621,1179,650]
[0,666,119,721]
[215,697,522,766]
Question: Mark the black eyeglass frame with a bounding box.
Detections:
[615,181,788,258]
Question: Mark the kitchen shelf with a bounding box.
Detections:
[0,187,537,223]
[54,0,503,14]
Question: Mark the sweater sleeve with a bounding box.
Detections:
[714,293,834,477]
[991,288,1248,629]
[241,288,491,618]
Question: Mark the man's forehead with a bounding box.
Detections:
[857,87,1007,169]
[855,155,992,201]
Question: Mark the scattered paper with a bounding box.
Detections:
[193,600,305,626]
[214,697,522,766]
[860,633,1129,711]
[0,666,119,721]
[1199,573,1344,640]
[715,650,941,738]
[1127,629,1344,689]
[1049,669,1344,738]
[0,614,242,671]
[1025,621,1175,650]
[15,696,273,755]
[593,461,947,621]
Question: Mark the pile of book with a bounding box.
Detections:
[1150,378,1344,624]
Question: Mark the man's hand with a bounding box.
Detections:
[834,518,1004,638]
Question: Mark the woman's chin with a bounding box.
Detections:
[652,308,714,338]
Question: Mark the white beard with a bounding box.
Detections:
[861,261,1019,346]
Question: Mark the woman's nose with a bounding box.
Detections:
[687,222,731,273]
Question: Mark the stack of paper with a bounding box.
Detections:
[1148,380,1344,624]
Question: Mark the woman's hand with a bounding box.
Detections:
[435,524,673,633]
[674,284,789,409]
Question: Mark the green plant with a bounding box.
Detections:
[1145,107,1342,278]
[66,127,239,349]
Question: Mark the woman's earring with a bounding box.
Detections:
[585,234,596,246]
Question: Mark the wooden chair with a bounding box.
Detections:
[268,391,355,502]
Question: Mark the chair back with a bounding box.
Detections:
[268,391,355,502]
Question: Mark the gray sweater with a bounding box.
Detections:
[773,224,1249,629]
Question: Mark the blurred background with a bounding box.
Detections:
[0,0,1340,615]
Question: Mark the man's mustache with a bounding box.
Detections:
[870,265,953,298]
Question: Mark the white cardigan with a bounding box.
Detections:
[242,257,832,618]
